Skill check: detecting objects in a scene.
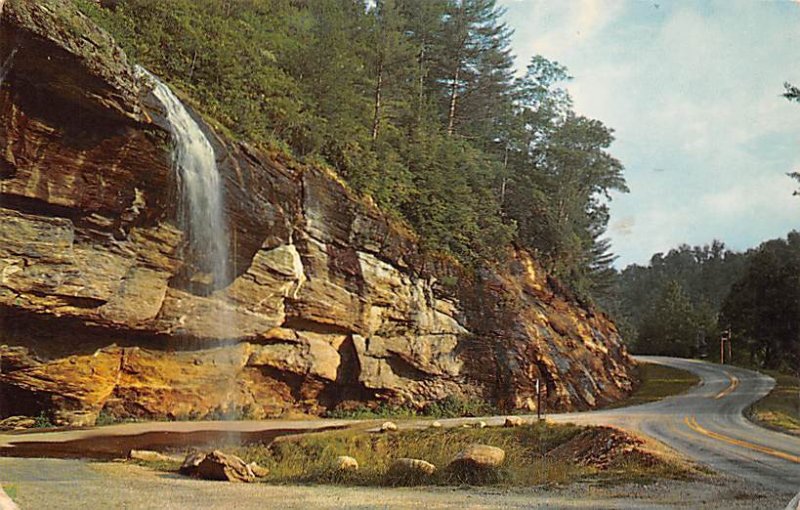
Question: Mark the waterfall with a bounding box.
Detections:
[137,68,241,417]
[137,67,230,294]
[0,48,17,87]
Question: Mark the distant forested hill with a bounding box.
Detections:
[605,241,748,358]
[610,236,800,372]
[75,0,627,299]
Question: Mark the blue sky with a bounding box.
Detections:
[500,0,800,267]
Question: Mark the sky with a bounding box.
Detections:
[500,0,800,267]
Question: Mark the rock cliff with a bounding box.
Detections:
[0,0,634,425]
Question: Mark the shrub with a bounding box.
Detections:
[33,411,53,429]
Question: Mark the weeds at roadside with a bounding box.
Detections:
[33,412,53,429]
[749,370,800,435]
[137,421,698,489]
[2,485,17,501]
[325,395,493,420]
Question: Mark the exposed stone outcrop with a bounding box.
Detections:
[459,249,634,412]
[0,0,634,425]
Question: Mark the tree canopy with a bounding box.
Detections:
[607,241,748,357]
[720,234,800,371]
[76,0,627,298]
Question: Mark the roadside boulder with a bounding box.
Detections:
[380,421,398,432]
[450,444,505,470]
[335,455,359,471]
[430,421,442,429]
[504,416,525,428]
[390,458,436,476]
[179,450,257,482]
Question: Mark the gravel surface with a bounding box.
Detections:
[0,458,790,510]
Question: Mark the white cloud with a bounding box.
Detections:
[502,0,800,266]
[507,0,626,68]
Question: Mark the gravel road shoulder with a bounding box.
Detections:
[0,458,788,510]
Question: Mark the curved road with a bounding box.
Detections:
[549,356,800,493]
[1,356,798,502]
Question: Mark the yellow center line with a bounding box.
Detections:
[684,416,800,464]
[714,372,739,399]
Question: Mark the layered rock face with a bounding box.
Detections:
[0,0,634,425]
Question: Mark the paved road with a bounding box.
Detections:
[1,356,798,503]
[545,356,800,494]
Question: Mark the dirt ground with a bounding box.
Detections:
[0,457,791,510]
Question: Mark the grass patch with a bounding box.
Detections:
[142,422,697,488]
[2,485,17,501]
[608,363,700,409]
[592,455,696,485]
[751,370,800,435]
[326,395,492,420]
[232,423,584,486]
[33,411,54,429]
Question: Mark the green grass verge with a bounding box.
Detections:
[607,362,700,409]
[143,422,697,487]
[751,370,800,435]
[2,484,17,501]
[325,395,493,420]
[242,423,583,486]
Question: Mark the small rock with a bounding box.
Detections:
[450,444,506,469]
[461,423,471,428]
[335,455,359,471]
[504,416,525,427]
[129,449,172,463]
[247,462,269,478]
[380,421,398,432]
[390,457,437,476]
[474,421,487,429]
[430,421,442,428]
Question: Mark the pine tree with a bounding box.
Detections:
[432,0,515,138]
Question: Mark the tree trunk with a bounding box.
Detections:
[447,64,460,136]
[371,58,384,142]
[416,43,426,123]
[499,145,509,207]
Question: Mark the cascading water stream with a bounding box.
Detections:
[137,67,230,296]
[138,67,241,417]
[138,67,237,337]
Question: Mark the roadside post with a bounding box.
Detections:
[727,331,732,362]
[720,329,731,364]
